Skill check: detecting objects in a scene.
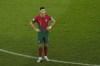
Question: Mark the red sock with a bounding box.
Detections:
[44,46,48,56]
[39,47,42,57]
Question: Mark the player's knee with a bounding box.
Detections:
[39,44,43,47]
[44,44,48,47]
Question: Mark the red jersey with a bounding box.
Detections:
[32,15,51,29]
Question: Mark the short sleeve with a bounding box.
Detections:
[49,17,55,22]
[32,17,38,23]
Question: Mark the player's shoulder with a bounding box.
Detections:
[46,15,51,17]
[45,15,51,19]
[35,15,40,18]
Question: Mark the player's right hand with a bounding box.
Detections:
[35,28,41,32]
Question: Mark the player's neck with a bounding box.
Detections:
[40,13,46,17]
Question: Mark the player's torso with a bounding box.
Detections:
[36,15,51,30]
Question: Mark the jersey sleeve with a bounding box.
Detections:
[49,17,55,22]
[32,17,38,23]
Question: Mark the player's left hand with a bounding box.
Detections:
[46,26,52,30]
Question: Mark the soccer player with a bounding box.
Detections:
[30,7,56,62]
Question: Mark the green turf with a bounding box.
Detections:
[0,0,100,66]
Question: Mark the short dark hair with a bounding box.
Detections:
[40,7,45,10]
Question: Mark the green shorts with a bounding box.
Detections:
[38,29,49,44]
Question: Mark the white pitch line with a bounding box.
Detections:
[0,49,99,66]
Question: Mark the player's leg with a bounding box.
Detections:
[44,31,49,57]
[44,43,49,61]
[44,43,48,56]
[38,44,43,58]
[37,43,44,62]
[37,33,44,62]
[43,33,49,61]
[43,37,48,57]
